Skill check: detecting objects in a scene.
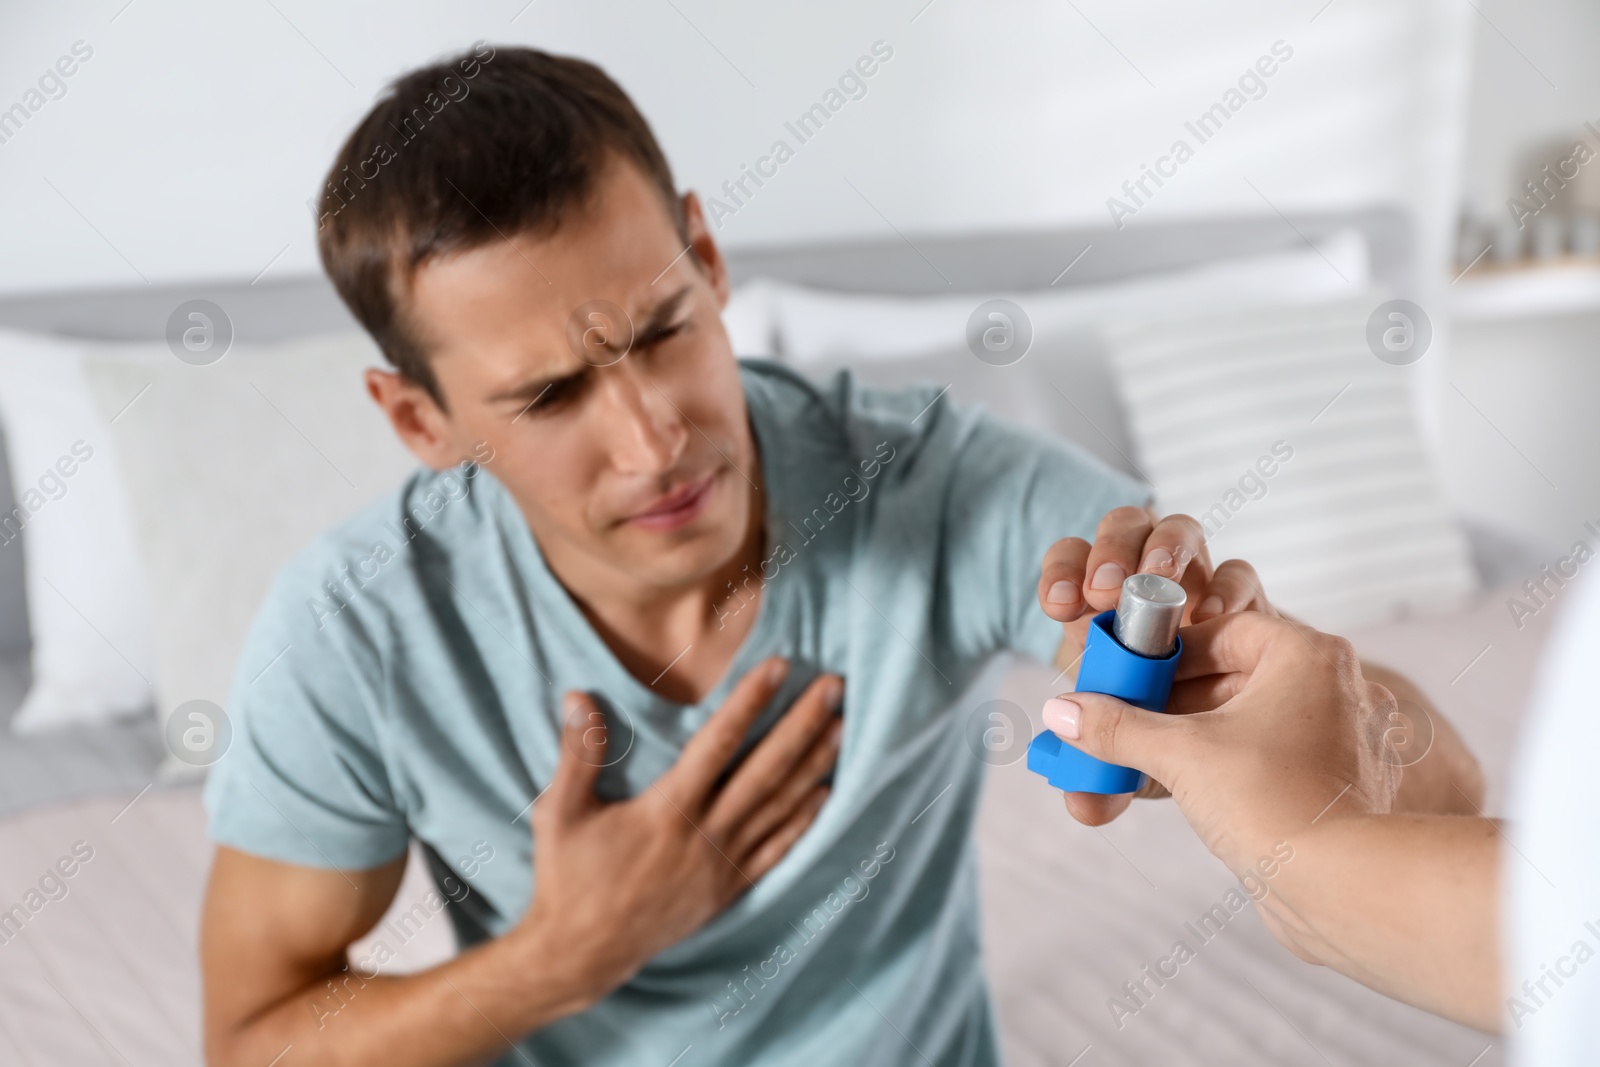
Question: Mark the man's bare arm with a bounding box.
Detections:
[203,658,843,1067]
[201,848,596,1067]
[1360,661,1486,816]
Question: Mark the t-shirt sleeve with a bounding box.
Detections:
[937,404,1151,666]
[203,565,410,871]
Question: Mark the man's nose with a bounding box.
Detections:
[597,363,688,474]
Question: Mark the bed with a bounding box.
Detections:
[0,211,1533,1065]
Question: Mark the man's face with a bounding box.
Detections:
[398,158,755,596]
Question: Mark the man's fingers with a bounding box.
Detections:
[706,673,843,836]
[728,718,841,857]
[1135,776,1172,800]
[1042,690,1188,786]
[1059,759,1175,825]
[1040,511,1215,621]
[1191,558,1275,621]
[1061,791,1134,826]
[662,657,791,808]
[741,786,829,885]
[543,691,608,821]
[1172,611,1300,681]
[1038,536,1093,622]
[1082,506,1156,611]
[1134,512,1210,589]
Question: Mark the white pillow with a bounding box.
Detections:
[1102,295,1477,629]
[750,232,1369,480]
[796,333,1148,480]
[77,332,418,737]
[721,279,779,357]
[0,331,155,732]
[764,230,1370,363]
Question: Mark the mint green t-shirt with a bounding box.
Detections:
[205,359,1145,1066]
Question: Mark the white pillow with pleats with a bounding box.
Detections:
[78,332,417,737]
[1102,295,1476,630]
[0,331,155,731]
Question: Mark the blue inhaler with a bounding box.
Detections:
[1027,573,1185,794]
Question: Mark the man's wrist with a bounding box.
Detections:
[503,902,630,1023]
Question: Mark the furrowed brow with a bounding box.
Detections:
[484,285,694,406]
[486,367,579,406]
[638,285,692,336]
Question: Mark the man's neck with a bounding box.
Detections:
[533,476,767,705]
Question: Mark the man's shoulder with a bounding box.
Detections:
[258,462,498,644]
[738,357,946,416]
[737,357,1147,537]
[738,357,970,471]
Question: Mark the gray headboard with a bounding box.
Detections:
[0,207,1411,344]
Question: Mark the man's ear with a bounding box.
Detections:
[364,367,471,471]
[681,190,730,310]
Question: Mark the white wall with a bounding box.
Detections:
[12,0,1597,549]
[1445,310,1600,554]
[1458,0,1600,219]
[0,0,1470,295]
[1440,1,1600,550]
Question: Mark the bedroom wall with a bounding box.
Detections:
[0,0,1470,295]
[1458,0,1600,219]
[1445,312,1600,556]
[5,0,1590,549]
[1444,0,1600,552]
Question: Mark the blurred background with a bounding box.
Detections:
[0,1,1594,1064]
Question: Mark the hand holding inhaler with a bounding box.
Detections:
[1032,508,1279,822]
[1028,573,1185,793]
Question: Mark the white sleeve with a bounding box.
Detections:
[1506,571,1600,1064]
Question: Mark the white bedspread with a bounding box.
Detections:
[0,583,1545,1065]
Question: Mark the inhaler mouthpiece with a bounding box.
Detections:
[1111,573,1185,658]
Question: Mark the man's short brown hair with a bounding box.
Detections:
[315,43,684,405]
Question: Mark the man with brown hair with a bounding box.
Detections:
[198,42,1478,1067]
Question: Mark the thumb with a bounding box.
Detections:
[1042,691,1182,786]
[546,691,608,819]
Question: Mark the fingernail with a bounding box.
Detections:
[827,717,844,748]
[1090,562,1126,590]
[562,692,586,726]
[825,676,844,710]
[1043,697,1081,740]
[1140,548,1173,573]
[1047,579,1080,605]
[768,659,789,685]
[1197,595,1223,617]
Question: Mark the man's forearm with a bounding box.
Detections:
[211,910,597,1067]
[1260,663,1498,1031]
[1260,813,1501,1032]
[1361,661,1486,816]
